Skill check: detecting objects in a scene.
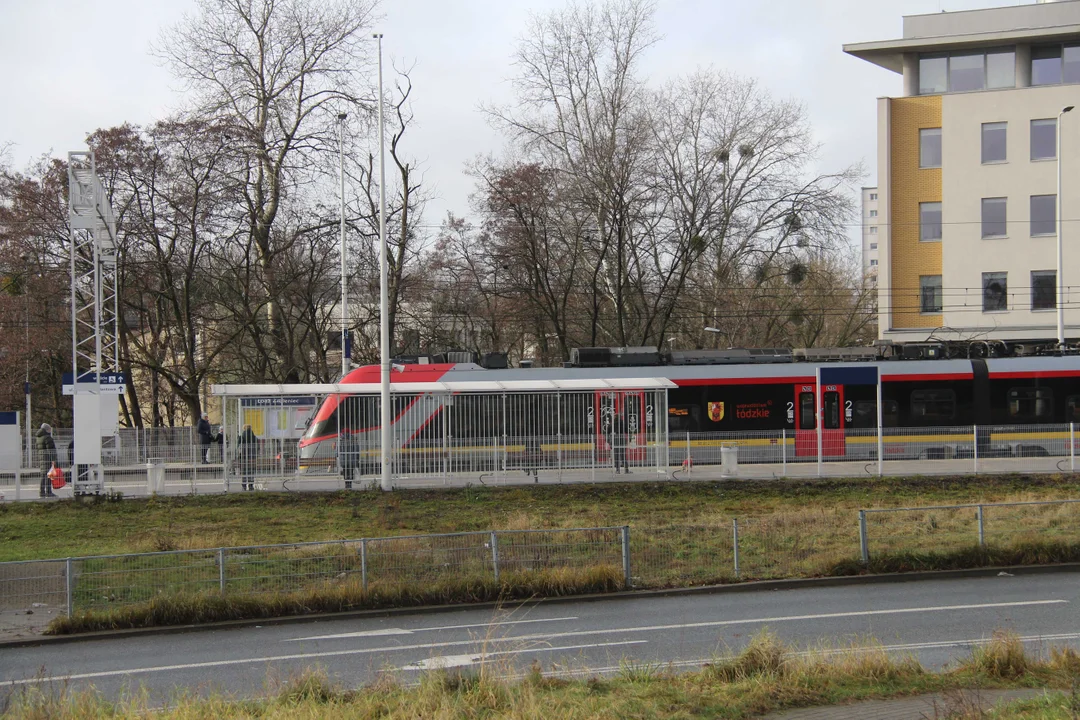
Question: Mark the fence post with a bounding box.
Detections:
[858,510,869,565]
[976,505,985,547]
[620,526,631,589]
[65,558,73,617]
[973,425,978,475]
[360,538,368,591]
[685,431,691,473]
[218,548,226,596]
[781,429,786,476]
[732,518,740,579]
[491,531,500,583]
[1072,423,1076,472]
[13,467,19,502]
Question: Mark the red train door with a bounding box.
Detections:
[594,391,647,462]
[793,383,847,458]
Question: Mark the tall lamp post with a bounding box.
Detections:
[1058,104,1074,351]
[337,112,350,378]
[374,32,391,492]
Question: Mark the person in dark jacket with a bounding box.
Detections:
[197,414,213,463]
[237,424,258,491]
[36,423,57,498]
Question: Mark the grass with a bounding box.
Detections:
[46,565,625,635]
[5,629,1080,719]
[5,473,1080,562]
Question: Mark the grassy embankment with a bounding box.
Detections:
[9,474,1080,634]
[4,630,1080,719]
[4,473,1080,561]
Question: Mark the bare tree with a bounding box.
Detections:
[158,0,379,380]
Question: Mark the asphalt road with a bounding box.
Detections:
[2,572,1079,705]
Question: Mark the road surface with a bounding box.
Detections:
[1,572,1078,704]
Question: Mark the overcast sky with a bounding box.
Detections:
[0,0,1021,231]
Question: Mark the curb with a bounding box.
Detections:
[3,561,1078,649]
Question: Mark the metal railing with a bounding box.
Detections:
[5,497,1080,632]
[4,423,1080,500]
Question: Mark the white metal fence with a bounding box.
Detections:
[4,422,1080,500]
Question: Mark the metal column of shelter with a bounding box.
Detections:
[67,152,122,495]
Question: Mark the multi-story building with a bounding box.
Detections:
[861,186,880,283]
[844,0,1080,345]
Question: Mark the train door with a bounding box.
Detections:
[594,390,647,464]
[793,383,847,458]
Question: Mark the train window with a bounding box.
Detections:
[1008,387,1053,420]
[799,392,816,430]
[667,405,700,433]
[851,399,901,429]
[1067,395,1080,422]
[910,389,956,421]
[823,391,840,429]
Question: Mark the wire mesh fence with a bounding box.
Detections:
[7,497,1080,634]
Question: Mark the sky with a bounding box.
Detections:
[0,0,1025,234]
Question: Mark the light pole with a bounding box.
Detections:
[337,112,350,378]
[1058,104,1074,350]
[374,32,391,492]
[704,326,728,349]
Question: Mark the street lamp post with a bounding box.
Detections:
[337,112,350,378]
[374,33,391,492]
[704,326,728,349]
[1058,105,1074,350]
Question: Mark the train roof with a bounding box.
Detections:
[212,355,1080,398]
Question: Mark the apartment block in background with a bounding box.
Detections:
[862,186,880,283]
[845,0,1080,343]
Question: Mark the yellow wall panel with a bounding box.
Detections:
[890,96,942,329]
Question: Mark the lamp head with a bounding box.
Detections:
[1065,106,1075,114]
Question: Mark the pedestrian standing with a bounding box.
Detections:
[197,414,213,463]
[238,424,258,491]
[36,423,57,498]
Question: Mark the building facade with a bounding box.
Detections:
[861,186,880,283]
[845,0,1080,344]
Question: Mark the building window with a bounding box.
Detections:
[1032,270,1056,310]
[981,197,1007,238]
[870,242,877,250]
[919,55,948,94]
[870,226,878,234]
[987,49,1016,89]
[869,193,877,200]
[981,122,1007,163]
[869,210,877,217]
[1031,119,1057,160]
[920,202,942,241]
[920,275,943,313]
[949,51,984,92]
[919,49,1015,94]
[983,272,1008,311]
[920,128,942,168]
[870,259,878,266]
[1031,194,1056,236]
[1032,44,1080,86]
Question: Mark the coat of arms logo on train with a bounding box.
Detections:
[708,402,725,422]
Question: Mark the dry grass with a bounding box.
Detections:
[8,628,1080,719]
[46,565,625,635]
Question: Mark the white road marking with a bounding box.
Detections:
[0,599,1065,686]
[402,640,649,671]
[288,615,580,642]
